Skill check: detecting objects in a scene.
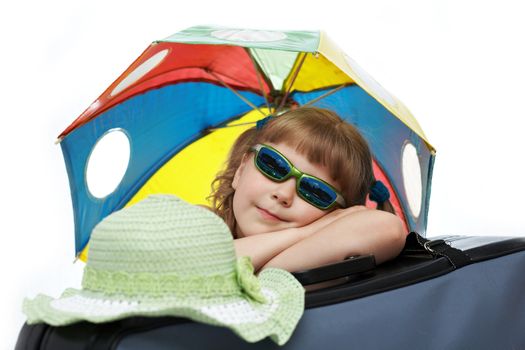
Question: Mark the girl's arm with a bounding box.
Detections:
[261,209,407,272]
[232,206,369,272]
[233,228,303,271]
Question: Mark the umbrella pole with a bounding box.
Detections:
[277,52,307,113]
[247,49,272,113]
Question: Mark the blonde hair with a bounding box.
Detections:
[209,107,394,236]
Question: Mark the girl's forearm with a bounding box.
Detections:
[233,207,365,271]
[233,228,303,272]
[261,210,407,273]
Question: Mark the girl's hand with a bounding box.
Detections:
[345,205,368,215]
[262,208,407,272]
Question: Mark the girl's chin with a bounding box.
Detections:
[236,229,260,238]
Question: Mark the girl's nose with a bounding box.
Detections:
[271,178,296,207]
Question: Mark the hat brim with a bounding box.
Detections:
[23,268,304,345]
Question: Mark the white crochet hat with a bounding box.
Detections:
[23,195,304,345]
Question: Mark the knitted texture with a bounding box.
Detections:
[81,266,240,298]
[23,195,305,346]
[87,195,235,276]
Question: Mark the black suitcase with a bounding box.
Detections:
[15,233,525,350]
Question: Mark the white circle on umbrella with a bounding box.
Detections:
[86,129,130,199]
[401,141,422,219]
[211,29,287,42]
[110,49,169,97]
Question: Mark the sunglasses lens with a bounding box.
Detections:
[256,147,291,180]
[298,177,337,209]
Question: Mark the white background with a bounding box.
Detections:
[2,0,524,348]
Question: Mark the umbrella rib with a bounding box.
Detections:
[246,49,271,112]
[277,52,307,113]
[207,120,259,131]
[206,69,268,118]
[302,84,348,107]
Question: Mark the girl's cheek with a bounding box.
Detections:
[294,203,325,226]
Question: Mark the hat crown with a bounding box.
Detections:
[87,195,236,277]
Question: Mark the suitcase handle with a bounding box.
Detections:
[291,255,376,285]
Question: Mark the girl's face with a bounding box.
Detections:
[231,142,340,238]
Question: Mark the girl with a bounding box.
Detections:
[210,107,407,273]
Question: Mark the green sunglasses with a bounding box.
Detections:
[251,144,346,210]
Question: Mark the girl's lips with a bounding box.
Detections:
[256,207,285,222]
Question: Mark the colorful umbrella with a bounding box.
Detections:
[57,26,435,261]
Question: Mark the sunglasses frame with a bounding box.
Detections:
[251,144,346,210]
